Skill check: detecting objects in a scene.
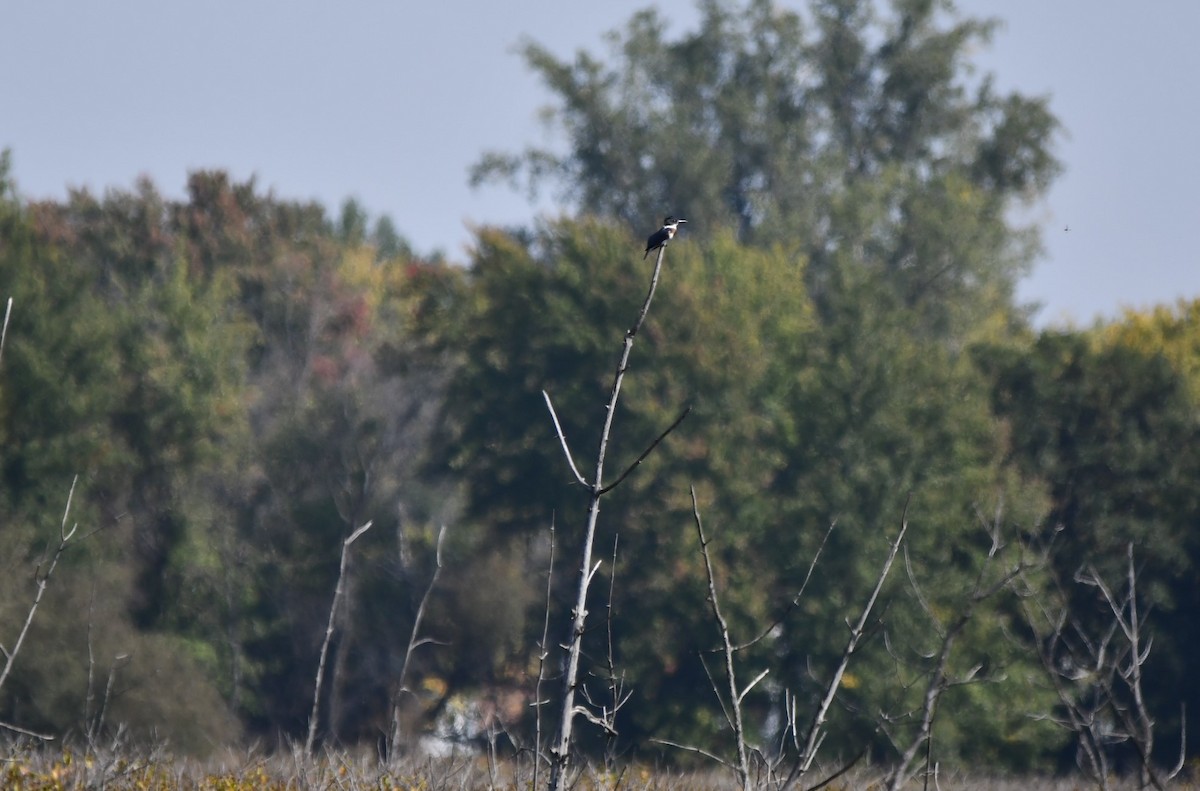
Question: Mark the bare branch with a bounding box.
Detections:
[691,485,752,791]
[532,517,556,791]
[543,390,587,486]
[0,475,81,696]
[0,296,11,367]
[307,520,374,758]
[735,519,837,652]
[649,738,734,769]
[549,242,671,791]
[1168,703,1186,780]
[737,668,770,706]
[786,495,911,788]
[598,404,692,495]
[389,524,448,759]
[0,719,54,741]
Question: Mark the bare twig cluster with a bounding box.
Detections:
[660,489,911,791]
[388,524,449,760]
[1020,541,1185,790]
[879,503,1033,791]
[0,475,80,741]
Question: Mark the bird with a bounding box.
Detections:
[644,216,687,259]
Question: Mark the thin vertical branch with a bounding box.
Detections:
[0,475,79,696]
[691,486,752,791]
[548,242,669,791]
[389,524,448,759]
[306,519,373,758]
[533,519,557,791]
[0,296,12,367]
[785,495,911,789]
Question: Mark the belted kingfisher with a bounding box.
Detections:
[644,216,687,259]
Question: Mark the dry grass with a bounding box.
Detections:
[3,743,1194,791]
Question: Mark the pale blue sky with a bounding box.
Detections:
[5,1,1199,326]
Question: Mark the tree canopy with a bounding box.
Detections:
[473,0,1059,340]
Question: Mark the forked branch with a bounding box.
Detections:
[691,485,753,791]
[548,242,678,791]
[389,524,449,759]
[0,475,80,697]
[784,495,912,789]
[307,519,373,758]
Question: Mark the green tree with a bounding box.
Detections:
[977,328,1200,764]
[434,216,1060,767]
[457,0,1067,767]
[0,156,247,750]
[473,0,1059,341]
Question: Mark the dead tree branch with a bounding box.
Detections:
[306,519,373,758]
[1020,541,1183,790]
[883,508,1031,791]
[547,241,682,791]
[0,296,11,367]
[736,520,836,653]
[542,391,587,487]
[0,475,80,697]
[783,495,912,789]
[691,485,753,791]
[389,524,449,759]
[532,518,557,791]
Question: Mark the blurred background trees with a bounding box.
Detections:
[0,0,1196,777]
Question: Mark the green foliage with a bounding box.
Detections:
[432,216,1062,766]
[474,0,1059,342]
[0,159,457,750]
[977,324,1200,763]
[456,1,1077,768]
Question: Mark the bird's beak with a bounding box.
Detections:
[677,219,687,224]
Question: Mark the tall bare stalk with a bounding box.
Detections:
[388,524,448,759]
[0,475,79,697]
[691,486,756,791]
[782,496,911,789]
[306,519,373,757]
[531,519,556,791]
[0,296,12,367]
[545,243,688,790]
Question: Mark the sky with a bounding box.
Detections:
[4,1,1199,327]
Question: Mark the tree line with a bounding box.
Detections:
[2,0,1197,781]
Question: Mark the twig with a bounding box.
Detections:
[306,520,373,758]
[389,524,448,759]
[691,485,752,791]
[598,405,691,495]
[0,296,11,367]
[0,475,80,695]
[808,745,869,791]
[543,391,587,486]
[532,518,557,791]
[649,738,733,768]
[602,533,630,770]
[784,495,911,789]
[0,720,54,741]
[1168,703,1186,780]
[735,520,836,652]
